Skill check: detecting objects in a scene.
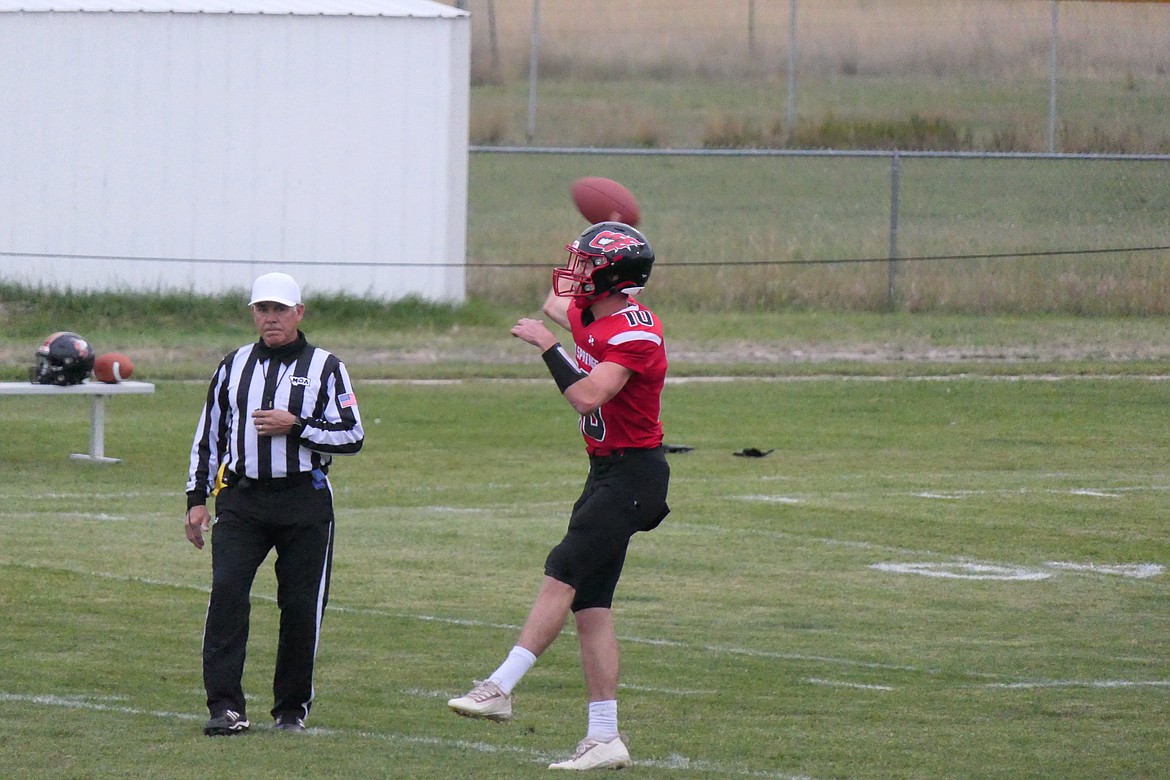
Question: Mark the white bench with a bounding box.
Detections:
[0,380,156,463]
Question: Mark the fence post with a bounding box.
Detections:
[1048,0,1059,153]
[487,0,500,77]
[887,151,901,312]
[786,0,797,142]
[748,0,756,58]
[526,0,541,141]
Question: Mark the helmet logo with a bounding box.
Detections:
[588,231,643,254]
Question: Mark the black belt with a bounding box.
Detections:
[224,470,318,491]
[588,445,662,459]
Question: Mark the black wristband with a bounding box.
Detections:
[541,343,586,394]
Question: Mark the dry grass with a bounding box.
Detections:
[455,0,1170,81]
[456,0,1170,151]
[461,149,1170,313]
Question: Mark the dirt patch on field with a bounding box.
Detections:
[3,339,1168,376]
[669,341,1170,365]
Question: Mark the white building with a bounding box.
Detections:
[0,0,469,301]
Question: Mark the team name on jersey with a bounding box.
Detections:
[575,345,599,370]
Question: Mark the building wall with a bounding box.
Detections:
[0,6,469,301]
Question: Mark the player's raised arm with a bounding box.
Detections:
[511,314,630,416]
[541,288,571,331]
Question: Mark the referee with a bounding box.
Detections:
[184,272,364,736]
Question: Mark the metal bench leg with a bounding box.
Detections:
[70,395,121,464]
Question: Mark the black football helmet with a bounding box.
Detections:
[554,221,655,302]
[32,331,95,385]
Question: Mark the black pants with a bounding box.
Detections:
[204,478,335,722]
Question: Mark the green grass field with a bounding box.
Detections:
[2,373,1168,779]
[3,4,1167,774]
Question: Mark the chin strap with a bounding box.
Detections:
[578,286,627,306]
[542,343,586,393]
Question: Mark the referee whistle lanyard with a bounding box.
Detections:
[259,360,294,411]
[254,332,307,409]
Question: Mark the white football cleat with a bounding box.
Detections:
[549,735,631,770]
[447,679,513,722]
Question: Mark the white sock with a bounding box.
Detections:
[487,645,537,695]
[586,699,619,741]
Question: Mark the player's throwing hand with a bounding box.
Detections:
[511,318,558,351]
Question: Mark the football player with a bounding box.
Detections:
[448,222,670,771]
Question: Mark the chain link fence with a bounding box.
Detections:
[450,0,1170,153]
[463,148,1170,314]
[449,1,1170,313]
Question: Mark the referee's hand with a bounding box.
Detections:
[185,506,211,550]
[253,408,296,437]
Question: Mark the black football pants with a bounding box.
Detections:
[204,478,335,722]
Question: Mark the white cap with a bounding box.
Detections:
[249,272,302,306]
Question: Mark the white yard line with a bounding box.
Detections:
[805,678,896,692]
[350,374,1170,387]
[0,691,819,779]
[981,680,1170,690]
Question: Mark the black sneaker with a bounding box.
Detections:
[274,713,306,732]
[203,709,250,736]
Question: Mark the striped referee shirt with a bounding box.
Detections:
[186,331,364,508]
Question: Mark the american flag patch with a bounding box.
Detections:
[338,392,357,408]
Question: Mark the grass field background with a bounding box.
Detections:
[464,152,1170,313]
[4,291,1170,381]
[455,0,1170,152]
[2,372,1168,778]
[3,3,1169,775]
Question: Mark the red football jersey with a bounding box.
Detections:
[568,298,667,454]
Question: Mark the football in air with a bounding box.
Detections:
[93,352,135,383]
[570,177,641,226]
